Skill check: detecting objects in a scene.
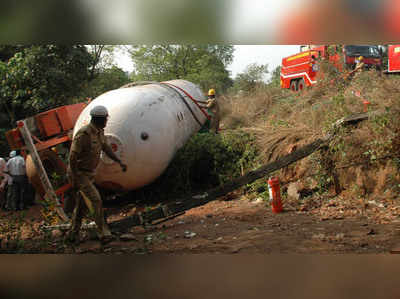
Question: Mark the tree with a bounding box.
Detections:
[232,63,269,93]
[126,45,234,93]
[86,45,117,80]
[0,45,92,124]
[269,65,281,87]
[0,45,28,62]
[80,66,130,99]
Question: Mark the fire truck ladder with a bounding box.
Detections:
[17,120,69,222]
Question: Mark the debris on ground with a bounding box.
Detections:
[184,231,197,239]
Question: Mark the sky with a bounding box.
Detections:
[115,45,300,82]
[227,45,300,80]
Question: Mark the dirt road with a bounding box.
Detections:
[105,198,400,254]
[1,194,400,254]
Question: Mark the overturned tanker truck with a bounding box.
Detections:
[74,79,209,192]
[5,80,210,222]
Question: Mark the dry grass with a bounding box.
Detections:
[221,70,400,199]
[220,87,277,129]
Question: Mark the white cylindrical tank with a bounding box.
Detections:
[73,79,207,191]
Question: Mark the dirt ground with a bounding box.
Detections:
[1,192,400,254]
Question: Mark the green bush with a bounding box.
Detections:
[128,130,259,203]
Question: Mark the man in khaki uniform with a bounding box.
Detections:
[67,105,127,244]
[206,88,220,134]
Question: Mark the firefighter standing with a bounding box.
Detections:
[353,55,365,77]
[67,105,127,244]
[344,55,365,81]
[206,88,220,134]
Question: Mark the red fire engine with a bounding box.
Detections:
[280,45,382,91]
[385,44,400,73]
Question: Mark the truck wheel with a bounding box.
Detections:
[298,79,305,91]
[290,80,297,91]
[26,149,66,197]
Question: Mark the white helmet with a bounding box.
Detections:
[90,105,109,117]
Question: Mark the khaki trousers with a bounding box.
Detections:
[69,172,111,239]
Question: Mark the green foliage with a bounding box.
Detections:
[246,178,270,201]
[174,130,258,186]
[0,45,28,62]
[309,151,333,194]
[231,63,269,93]
[0,128,8,156]
[80,66,130,99]
[129,130,259,202]
[0,45,92,123]
[128,45,234,92]
[269,65,281,87]
[86,45,118,80]
[0,45,93,154]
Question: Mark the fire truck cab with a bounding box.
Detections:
[280,45,382,91]
[280,45,342,91]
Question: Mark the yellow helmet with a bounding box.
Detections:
[208,89,215,96]
[358,56,364,61]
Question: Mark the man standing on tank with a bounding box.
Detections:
[67,105,127,244]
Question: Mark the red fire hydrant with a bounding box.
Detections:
[268,177,283,213]
[363,99,371,112]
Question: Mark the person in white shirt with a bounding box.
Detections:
[0,157,12,210]
[6,150,27,211]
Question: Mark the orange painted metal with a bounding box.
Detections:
[55,183,72,196]
[35,109,62,137]
[34,103,86,138]
[35,135,71,152]
[5,103,85,150]
[5,128,24,150]
[56,103,87,131]
[55,183,73,207]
